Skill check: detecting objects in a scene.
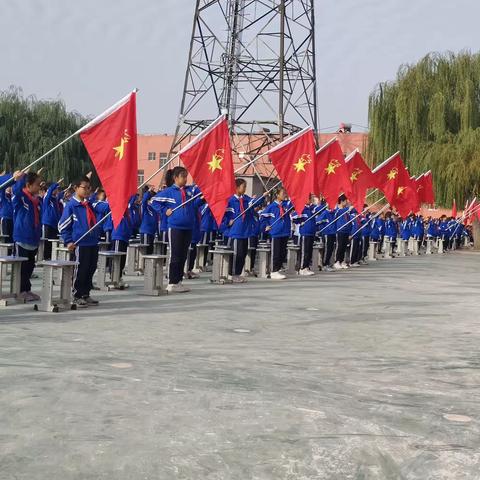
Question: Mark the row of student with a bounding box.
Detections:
[0,166,471,306]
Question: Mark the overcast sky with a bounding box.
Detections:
[1,0,477,134]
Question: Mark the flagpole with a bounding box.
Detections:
[266,205,295,230]
[350,203,390,237]
[317,206,354,235]
[300,204,328,226]
[340,196,386,231]
[0,89,138,191]
[372,151,400,174]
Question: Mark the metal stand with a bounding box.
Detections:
[287,243,300,275]
[195,244,209,272]
[0,243,14,281]
[257,243,271,278]
[425,238,433,255]
[0,256,27,306]
[383,239,393,259]
[34,260,78,312]
[142,255,167,296]
[210,247,233,284]
[97,251,127,291]
[311,243,322,273]
[368,242,378,261]
[126,243,149,276]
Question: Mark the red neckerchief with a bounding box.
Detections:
[239,196,245,220]
[278,202,284,217]
[81,200,96,228]
[23,188,40,227]
[180,187,186,206]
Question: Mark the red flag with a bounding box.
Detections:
[345,149,375,212]
[451,198,457,218]
[316,139,353,209]
[80,90,138,228]
[179,116,235,226]
[422,171,435,204]
[372,152,418,217]
[465,198,477,225]
[268,127,316,215]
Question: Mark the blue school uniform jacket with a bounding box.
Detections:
[223,195,264,239]
[112,196,137,242]
[0,174,13,220]
[260,200,292,238]
[151,185,199,230]
[316,208,336,235]
[12,176,42,247]
[200,204,218,233]
[140,191,158,236]
[292,205,316,236]
[42,183,62,229]
[335,206,352,233]
[58,196,101,247]
[385,218,397,238]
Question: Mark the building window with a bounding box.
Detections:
[148,152,156,161]
[159,152,168,166]
[138,169,144,184]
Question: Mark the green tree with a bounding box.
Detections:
[0,86,93,183]
[368,51,480,207]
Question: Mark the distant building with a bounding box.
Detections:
[137,131,369,194]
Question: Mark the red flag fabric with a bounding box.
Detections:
[179,116,235,226]
[316,139,353,209]
[451,199,457,218]
[268,127,316,215]
[345,150,376,212]
[422,171,435,204]
[80,90,138,228]
[372,152,418,217]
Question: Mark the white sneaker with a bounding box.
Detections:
[333,262,343,270]
[323,265,333,272]
[270,271,286,280]
[166,283,190,293]
[232,275,246,283]
[299,268,315,276]
[187,271,200,279]
[350,263,360,268]
[341,262,349,269]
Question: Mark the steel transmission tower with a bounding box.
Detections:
[171,0,318,185]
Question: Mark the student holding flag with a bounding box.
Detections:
[292,194,316,275]
[261,187,291,280]
[0,172,14,242]
[333,194,352,270]
[58,176,101,308]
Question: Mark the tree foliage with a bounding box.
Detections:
[368,51,480,206]
[0,86,92,182]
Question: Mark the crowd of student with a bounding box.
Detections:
[0,166,471,308]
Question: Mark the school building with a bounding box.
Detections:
[136,131,369,194]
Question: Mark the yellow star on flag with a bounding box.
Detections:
[293,154,311,173]
[397,186,406,196]
[350,168,362,182]
[113,130,131,161]
[207,149,224,172]
[387,168,398,180]
[325,159,340,175]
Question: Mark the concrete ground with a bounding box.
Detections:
[1,251,480,479]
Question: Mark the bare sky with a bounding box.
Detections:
[1,0,477,134]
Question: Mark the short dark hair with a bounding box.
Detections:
[25,172,40,185]
[73,176,91,188]
[338,194,347,203]
[235,178,247,188]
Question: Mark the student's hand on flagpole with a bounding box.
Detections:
[228,220,234,227]
[265,226,272,232]
[165,208,173,217]
[67,243,76,252]
[86,171,93,179]
[13,170,24,181]
[37,167,45,175]
[57,178,64,185]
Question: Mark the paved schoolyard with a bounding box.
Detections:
[1,251,479,479]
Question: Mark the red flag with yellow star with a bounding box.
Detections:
[79,90,138,228]
[268,127,316,215]
[373,152,419,216]
[315,139,353,209]
[345,149,375,212]
[179,116,235,226]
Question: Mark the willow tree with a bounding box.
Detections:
[0,86,93,183]
[368,51,480,207]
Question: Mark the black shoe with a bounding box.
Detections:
[84,296,99,306]
[73,297,88,308]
